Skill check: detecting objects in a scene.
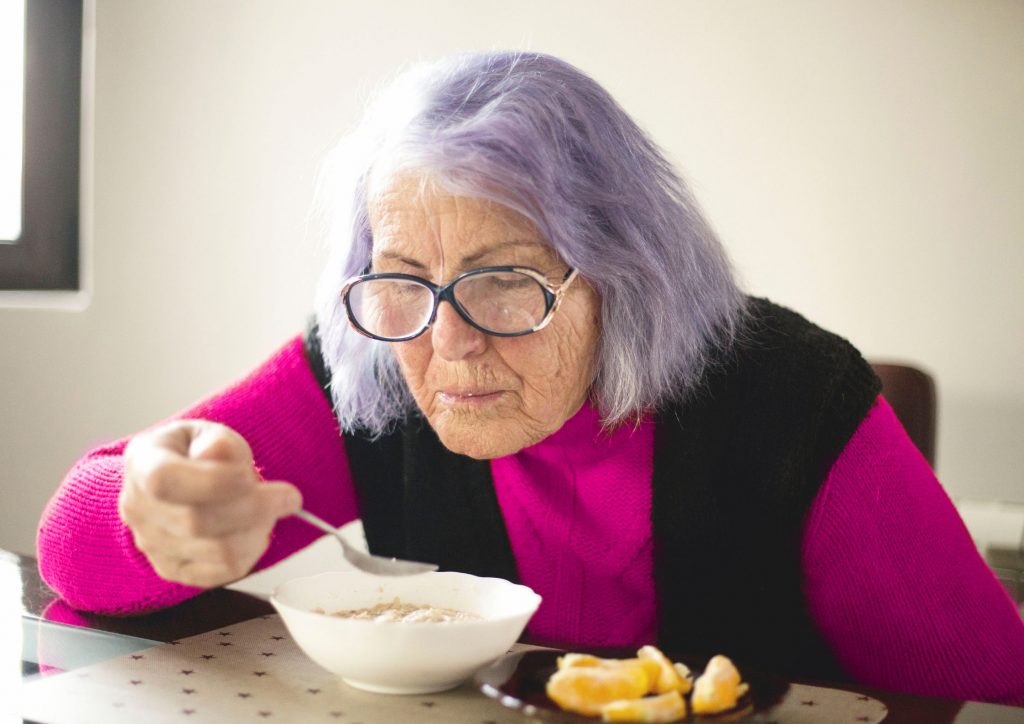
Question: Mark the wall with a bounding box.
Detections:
[1,0,1022,555]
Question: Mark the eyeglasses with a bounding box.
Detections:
[341,265,579,342]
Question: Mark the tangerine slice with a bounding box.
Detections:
[690,655,746,715]
[601,690,687,722]
[673,662,692,682]
[637,645,692,695]
[559,653,662,691]
[546,665,650,717]
[557,653,604,669]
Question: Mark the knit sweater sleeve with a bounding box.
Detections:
[36,336,358,615]
[802,395,1024,704]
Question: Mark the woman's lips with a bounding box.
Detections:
[436,390,504,406]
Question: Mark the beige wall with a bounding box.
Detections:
[1,0,1022,555]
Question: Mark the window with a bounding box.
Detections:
[0,0,83,291]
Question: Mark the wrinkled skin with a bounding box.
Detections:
[370,178,602,459]
[119,179,600,588]
[119,420,302,588]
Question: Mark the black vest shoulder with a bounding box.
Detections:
[650,297,880,679]
[302,298,880,680]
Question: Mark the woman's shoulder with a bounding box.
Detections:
[707,296,881,413]
[655,297,882,497]
[735,297,867,370]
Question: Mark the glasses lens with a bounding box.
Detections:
[454,270,549,334]
[348,278,434,339]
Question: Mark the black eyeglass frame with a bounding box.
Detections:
[341,265,579,342]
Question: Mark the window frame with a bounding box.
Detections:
[0,0,83,291]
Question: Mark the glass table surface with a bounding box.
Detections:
[7,549,1024,724]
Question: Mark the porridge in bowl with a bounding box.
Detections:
[315,597,482,623]
[271,570,541,694]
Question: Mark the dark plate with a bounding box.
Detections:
[476,649,790,722]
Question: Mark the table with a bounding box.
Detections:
[8,549,1024,723]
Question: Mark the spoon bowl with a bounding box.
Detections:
[293,509,438,576]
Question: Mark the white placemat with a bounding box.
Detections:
[21,614,887,723]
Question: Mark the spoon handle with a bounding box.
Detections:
[292,509,439,576]
[294,509,339,537]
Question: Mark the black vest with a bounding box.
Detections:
[303,297,881,681]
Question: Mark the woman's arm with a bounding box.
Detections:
[802,395,1024,704]
[37,336,358,614]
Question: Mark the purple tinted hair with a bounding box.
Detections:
[314,51,746,435]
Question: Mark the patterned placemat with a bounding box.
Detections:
[21,614,887,723]
[753,684,888,723]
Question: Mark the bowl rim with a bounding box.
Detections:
[269,570,542,628]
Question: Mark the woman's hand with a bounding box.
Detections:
[119,420,302,588]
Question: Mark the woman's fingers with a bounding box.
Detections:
[258,481,304,518]
[158,481,302,538]
[125,421,259,505]
[143,527,276,587]
[130,452,257,505]
[134,419,234,458]
[187,421,254,463]
[120,419,301,588]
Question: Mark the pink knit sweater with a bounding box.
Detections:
[38,337,1024,704]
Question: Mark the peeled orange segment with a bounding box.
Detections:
[558,653,662,691]
[558,653,604,669]
[637,645,692,694]
[629,658,664,690]
[546,665,651,717]
[705,655,741,687]
[601,690,687,722]
[690,655,746,715]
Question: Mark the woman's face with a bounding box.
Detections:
[368,178,601,459]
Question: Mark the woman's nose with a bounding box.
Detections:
[430,301,487,360]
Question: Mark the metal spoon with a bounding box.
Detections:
[293,509,438,576]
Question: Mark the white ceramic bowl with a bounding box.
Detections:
[270,570,542,694]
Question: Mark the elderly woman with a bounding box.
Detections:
[39,52,1024,703]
